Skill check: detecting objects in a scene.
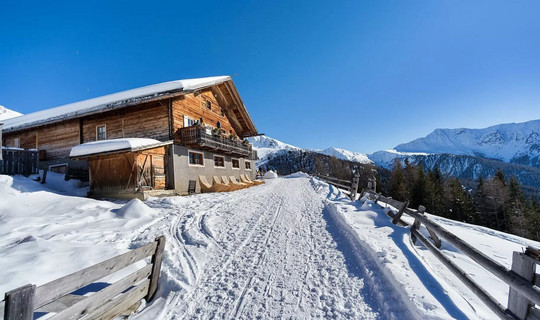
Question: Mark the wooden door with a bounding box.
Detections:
[152,155,166,189]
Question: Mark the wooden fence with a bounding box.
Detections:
[314,173,360,200]
[0,148,39,176]
[362,189,540,320]
[1,236,165,320]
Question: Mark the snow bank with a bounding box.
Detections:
[70,138,163,157]
[263,170,278,179]
[314,175,540,320]
[115,199,157,219]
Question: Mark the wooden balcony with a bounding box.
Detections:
[177,126,257,159]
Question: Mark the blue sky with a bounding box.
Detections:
[1,1,540,153]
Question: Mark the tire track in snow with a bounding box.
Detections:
[142,177,407,319]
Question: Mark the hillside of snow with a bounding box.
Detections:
[0,105,22,121]
[248,135,372,166]
[1,173,538,319]
[247,135,300,164]
[394,119,540,167]
[313,147,372,164]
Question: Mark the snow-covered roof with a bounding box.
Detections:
[2,76,231,132]
[70,138,172,158]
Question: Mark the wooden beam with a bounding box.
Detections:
[146,235,166,301]
[508,252,536,319]
[34,241,157,308]
[3,284,36,320]
[410,228,513,320]
[48,264,152,320]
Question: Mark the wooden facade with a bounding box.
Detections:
[1,77,259,198]
[2,87,248,161]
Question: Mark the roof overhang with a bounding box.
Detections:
[2,76,233,133]
[70,140,173,160]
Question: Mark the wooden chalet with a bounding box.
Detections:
[1,76,260,198]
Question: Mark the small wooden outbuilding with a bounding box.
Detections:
[70,138,174,200]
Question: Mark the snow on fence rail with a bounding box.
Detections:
[313,173,359,200]
[1,236,166,320]
[362,189,540,320]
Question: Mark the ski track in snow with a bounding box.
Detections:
[135,176,403,319]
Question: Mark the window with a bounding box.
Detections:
[96,125,107,140]
[232,158,240,169]
[13,138,20,148]
[206,100,212,110]
[189,151,204,166]
[183,115,197,127]
[214,155,225,168]
[245,161,251,170]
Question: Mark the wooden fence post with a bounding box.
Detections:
[507,251,536,319]
[392,201,409,225]
[410,206,425,245]
[4,284,36,320]
[146,236,166,301]
[349,173,360,200]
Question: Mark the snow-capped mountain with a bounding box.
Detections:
[367,120,540,192]
[0,105,22,121]
[248,135,372,165]
[314,147,372,164]
[394,119,540,167]
[248,135,300,165]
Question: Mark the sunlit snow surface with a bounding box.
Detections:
[1,173,538,319]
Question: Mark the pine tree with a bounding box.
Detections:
[506,176,528,237]
[389,158,409,201]
[425,166,445,216]
[525,197,540,241]
[411,163,427,208]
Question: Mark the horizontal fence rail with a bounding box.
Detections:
[314,173,359,200]
[2,236,166,320]
[362,189,540,320]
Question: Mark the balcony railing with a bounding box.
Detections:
[177,126,257,159]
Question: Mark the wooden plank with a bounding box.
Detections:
[3,284,35,320]
[426,226,442,249]
[529,308,540,320]
[410,228,514,320]
[392,201,409,225]
[146,236,166,301]
[508,252,536,319]
[35,241,157,308]
[81,280,150,320]
[366,190,540,308]
[36,294,86,313]
[49,264,152,320]
[401,205,540,307]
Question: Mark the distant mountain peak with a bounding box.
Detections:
[394,119,540,166]
[0,105,22,121]
[248,135,372,165]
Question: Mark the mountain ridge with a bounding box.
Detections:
[0,105,22,121]
[394,119,540,167]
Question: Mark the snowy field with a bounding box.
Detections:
[1,173,539,319]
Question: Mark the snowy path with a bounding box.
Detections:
[138,176,393,319]
[8,173,535,319]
